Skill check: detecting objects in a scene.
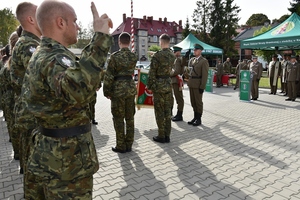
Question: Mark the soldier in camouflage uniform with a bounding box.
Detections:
[0,31,19,143]
[23,1,113,199]
[147,34,175,143]
[103,32,138,153]
[9,2,42,199]
[170,46,184,122]
[187,44,209,126]
[10,3,41,168]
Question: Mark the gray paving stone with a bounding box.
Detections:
[1,87,300,199]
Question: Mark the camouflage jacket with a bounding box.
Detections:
[10,30,40,97]
[103,48,138,98]
[24,32,112,128]
[147,48,175,93]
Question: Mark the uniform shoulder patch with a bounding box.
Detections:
[29,46,37,54]
[55,54,75,69]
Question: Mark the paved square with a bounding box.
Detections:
[1,86,300,199]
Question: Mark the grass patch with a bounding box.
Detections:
[230,77,281,89]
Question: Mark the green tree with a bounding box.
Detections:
[246,13,270,26]
[182,17,191,39]
[272,14,291,23]
[0,8,18,46]
[192,0,211,42]
[209,0,240,58]
[70,22,94,49]
[253,25,274,63]
[288,0,300,15]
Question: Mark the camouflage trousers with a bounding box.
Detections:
[25,171,93,200]
[89,92,97,120]
[153,92,173,138]
[111,95,135,150]
[3,90,15,140]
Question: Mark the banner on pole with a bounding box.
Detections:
[239,70,251,101]
[205,69,214,92]
[136,69,154,109]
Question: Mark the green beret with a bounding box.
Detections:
[173,46,182,52]
[194,43,204,50]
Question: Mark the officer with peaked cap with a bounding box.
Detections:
[187,43,209,126]
[171,46,185,121]
[249,55,263,100]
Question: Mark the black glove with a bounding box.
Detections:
[185,49,191,58]
[256,79,260,82]
[296,81,299,84]
[199,88,204,94]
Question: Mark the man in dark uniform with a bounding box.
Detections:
[234,59,248,90]
[215,58,224,88]
[24,1,113,199]
[223,57,232,74]
[147,33,175,143]
[171,46,184,122]
[249,56,263,100]
[285,55,300,101]
[187,43,209,126]
[103,32,138,153]
[268,54,281,95]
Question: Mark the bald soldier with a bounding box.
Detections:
[24,1,112,199]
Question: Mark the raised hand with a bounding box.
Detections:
[91,2,113,34]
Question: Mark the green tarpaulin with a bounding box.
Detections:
[240,13,300,50]
[175,33,223,55]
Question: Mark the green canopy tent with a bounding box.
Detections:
[175,33,223,56]
[240,13,300,50]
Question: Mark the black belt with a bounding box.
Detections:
[114,76,132,80]
[40,124,91,138]
[191,76,202,79]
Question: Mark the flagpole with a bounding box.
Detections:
[131,0,135,52]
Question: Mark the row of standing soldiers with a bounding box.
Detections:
[232,54,300,101]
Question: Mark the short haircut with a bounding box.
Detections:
[16,2,36,24]
[119,32,131,45]
[160,33,170,43]
[37,1,72,32]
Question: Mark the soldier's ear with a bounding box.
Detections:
[56,17,65,29]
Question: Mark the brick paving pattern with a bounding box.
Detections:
[1,86,300,200]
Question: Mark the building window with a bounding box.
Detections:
[142,49,146,55]
[153,35,158,42]
[171,37,174,43]
[142,39,145,47]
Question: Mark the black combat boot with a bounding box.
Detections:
[92,119,98,125]
[192,112,202,126]
[188,112,196,125]
[172,111,183,121]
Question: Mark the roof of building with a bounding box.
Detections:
[112,15,182,37]
[233,23,280,42]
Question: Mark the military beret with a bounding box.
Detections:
[194,43,204,50]
[173,46,182,52]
